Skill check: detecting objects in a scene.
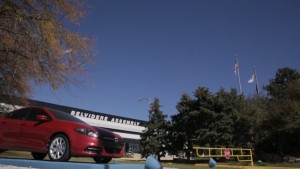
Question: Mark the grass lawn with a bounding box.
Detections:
[1,151,300,169]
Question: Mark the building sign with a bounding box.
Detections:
[70,110,141,126]
[0,99,146,127]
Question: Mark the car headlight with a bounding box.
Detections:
[74,128,99,138]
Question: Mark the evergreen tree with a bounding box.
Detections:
[264,67,300,99]
[171,93,196,160]
[171,87,243,159]
[239,94,268,149]
[262,67,300,155]
[211,88,240,147]
[140,97,168,161]
[193,87,215,147]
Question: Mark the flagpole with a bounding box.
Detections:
[254,66,259,94]
[235,56,243,95]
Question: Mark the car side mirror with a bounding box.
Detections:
[36,114,49,122]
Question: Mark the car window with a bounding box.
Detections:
[48,108,86,124]
[26,108,50,121]
[8,108,31,120]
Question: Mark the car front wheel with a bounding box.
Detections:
[31,152,47,160]
[93,156,112,163]
[48,134,70,161]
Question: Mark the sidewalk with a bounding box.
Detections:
[195,164,300,169]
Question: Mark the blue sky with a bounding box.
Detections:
[33,0,300,121]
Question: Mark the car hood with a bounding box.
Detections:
[93,126,122,139]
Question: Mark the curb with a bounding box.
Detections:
[0,158,144,169]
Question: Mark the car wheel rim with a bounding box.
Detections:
[49,137,66,160]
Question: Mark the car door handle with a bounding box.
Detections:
[21,123,26,126]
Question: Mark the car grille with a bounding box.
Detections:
[105,147,122,154]
[102,137,124,154]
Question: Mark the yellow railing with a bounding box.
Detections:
[193,147,254,166]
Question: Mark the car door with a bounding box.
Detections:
[21,108,52,152]
[0,108,30,149]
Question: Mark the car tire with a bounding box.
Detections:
[48,134,70,162]
[93,156,112,163]
[31,152,47,160]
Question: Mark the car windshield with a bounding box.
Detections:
[48,108,86,124]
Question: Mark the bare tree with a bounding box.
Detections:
[0,0,94,104]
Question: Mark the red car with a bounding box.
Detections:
[0,106,125,163]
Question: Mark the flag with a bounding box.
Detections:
[249,67,259,94]
[248,74,255,83]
